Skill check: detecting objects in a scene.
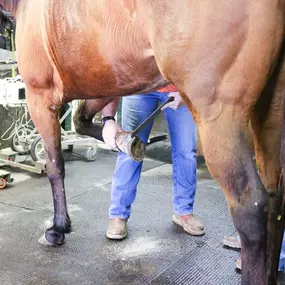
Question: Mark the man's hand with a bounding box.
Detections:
[102,120,123,149]
[161,91,183,111]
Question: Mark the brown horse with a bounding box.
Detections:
[2,0,285,284]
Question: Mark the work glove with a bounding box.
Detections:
[161,91,184,111]
[102,120,123,149]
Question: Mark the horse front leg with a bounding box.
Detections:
[26,87,71,246]
[197,106,268,285]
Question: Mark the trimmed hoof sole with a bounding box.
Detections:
[222,237,241,249]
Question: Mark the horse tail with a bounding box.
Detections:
[276,38,285,221]
[0,0,21,18]
[280,99,285,218]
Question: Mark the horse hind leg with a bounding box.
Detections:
[26,85,71,246]
[251,65,285,284]
[194,103,268,285]
[176,86,270,285]
[73,98,114,141]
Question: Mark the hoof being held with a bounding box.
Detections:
[38,228,65,246]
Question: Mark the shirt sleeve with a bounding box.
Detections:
[157,84,177,93]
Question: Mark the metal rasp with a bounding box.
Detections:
[131,96,174,138]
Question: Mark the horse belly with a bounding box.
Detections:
[43,0,166,101]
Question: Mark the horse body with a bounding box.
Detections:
[17,0,166,102]
[2,0,285,284]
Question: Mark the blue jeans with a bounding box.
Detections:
[109,91,197,219]
[279,232,285,271]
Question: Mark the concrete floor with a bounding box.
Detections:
[0,145,283,285]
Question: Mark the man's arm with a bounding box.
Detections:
[157,85,183,111]
[101,98,123,149]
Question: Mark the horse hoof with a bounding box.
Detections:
[38,234,55,246]
[38,230,65,246]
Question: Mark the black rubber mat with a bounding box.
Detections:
[149,243,241,285]
[0,149,283,285]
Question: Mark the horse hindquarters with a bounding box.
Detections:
[148,1,285,284]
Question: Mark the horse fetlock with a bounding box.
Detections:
[73,116,88,135]
[73,117,98,137]
[54,214,72,233]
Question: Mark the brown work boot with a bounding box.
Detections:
[222,235,241,249]
[236,258,241,270]
[172,214,205,236]
[106,218,127,240]
[222,236,242,271]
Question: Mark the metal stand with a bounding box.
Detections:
[0,166,14,189]
[30,103,98,162]
[0,148,46,174]
[0,78,99,177]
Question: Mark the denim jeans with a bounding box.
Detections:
[109,91,197,219]
[279,232,285,271]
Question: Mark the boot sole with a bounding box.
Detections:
[222,239,241,249]
[236,259,241,270]
[106,231,127,240]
